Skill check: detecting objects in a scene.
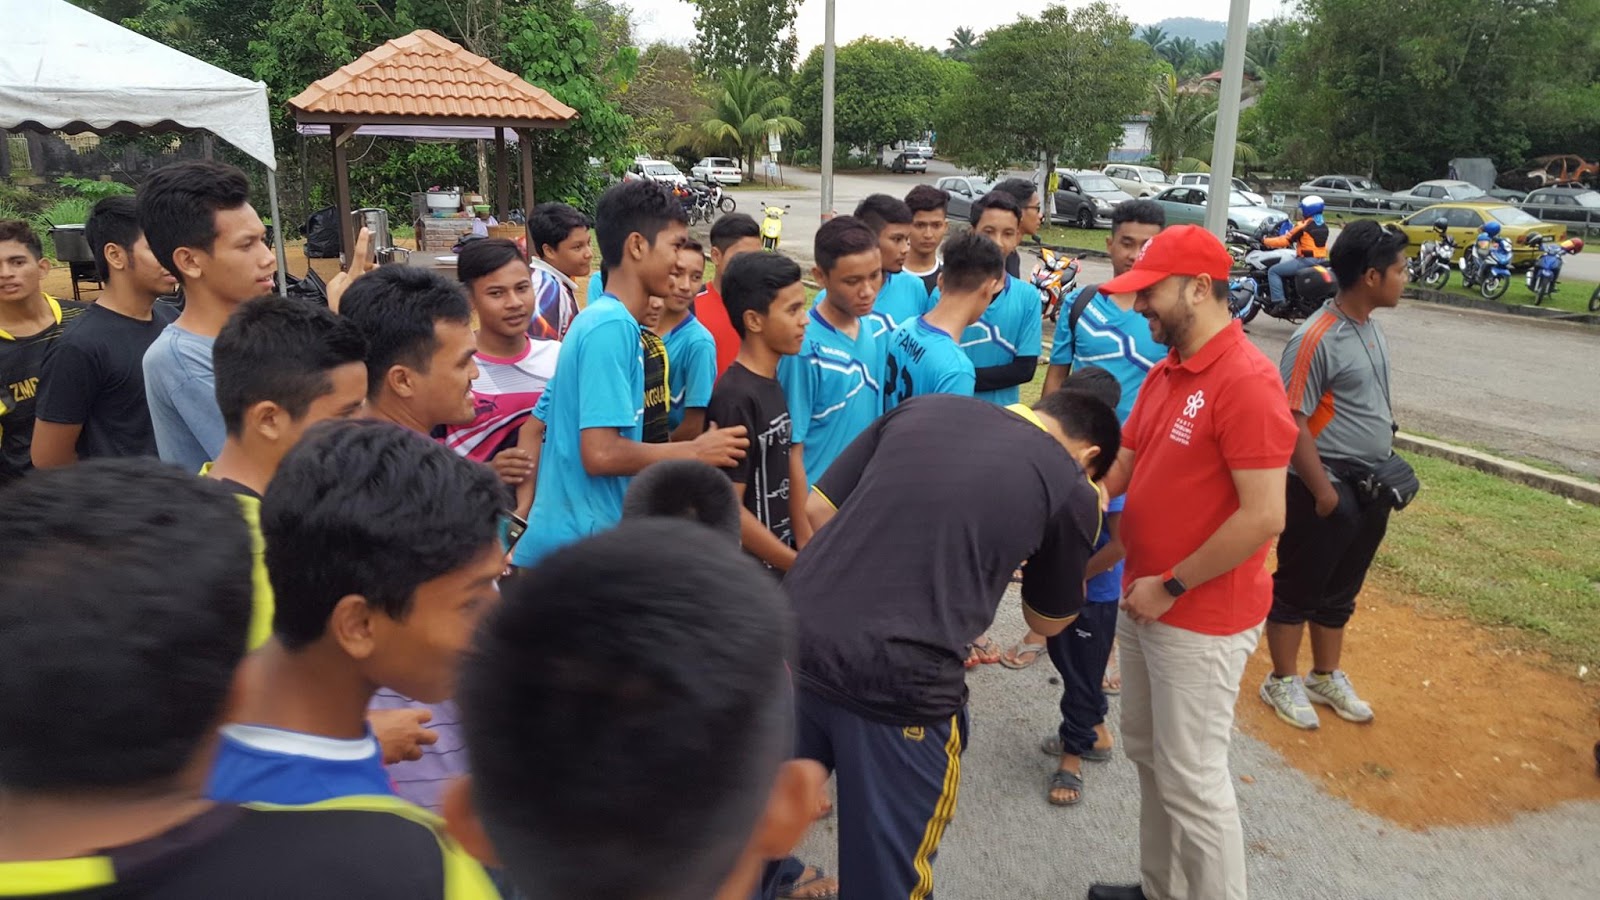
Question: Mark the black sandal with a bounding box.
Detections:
[1039,734,1113,762]
[1047,768,1085,806]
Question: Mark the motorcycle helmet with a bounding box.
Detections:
[1431,217,1449,234]
[1482,220,1502,238]
[1299,195,1325,219]
[1563,237,1584,254]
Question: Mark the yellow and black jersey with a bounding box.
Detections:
[640,326,671,444]
[0,296,89,485]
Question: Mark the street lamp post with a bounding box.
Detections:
[820,0,836,221]
[1204,0,1251,237]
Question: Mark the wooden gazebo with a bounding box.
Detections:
[289,30,577,254]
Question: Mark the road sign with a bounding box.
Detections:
[768,131,782,154]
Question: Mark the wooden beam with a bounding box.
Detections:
[294,113,573,131]
[494,128,510,224]
[517,129,536,253]
[331,125,359,266]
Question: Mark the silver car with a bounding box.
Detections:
[1386,180,1489,212]
[1150,184,1288,232]
[1299,174,1393,210]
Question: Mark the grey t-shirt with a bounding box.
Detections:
[143,323,225,472]
[1279,300,1394,473]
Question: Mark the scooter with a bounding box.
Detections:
[1524,234,1583,306]
[1226,223,1335,322]
[1461,235,1514,300]
[760,204,789,251]
[1029,246,1081,320]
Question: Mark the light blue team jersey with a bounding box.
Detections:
[882,316,975,412]
[207,724,390,805]
[587,270,603,302]
[515,295,644,567]
[142,324,225,472]
[864,270,933,338]
[662,315,717,430]
[938,274,1043,406]
[778,308,887,485]
[1046,287,1165,422]
[1086,494,1127,603]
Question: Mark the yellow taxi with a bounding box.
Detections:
[1396,203,1566,267]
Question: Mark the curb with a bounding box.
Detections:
[1404,286,1600,328]
[1394,433,1600,506]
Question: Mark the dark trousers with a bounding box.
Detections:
[1270,473,1392,629]
[795,688,968,900]
[1046,601,1119,756]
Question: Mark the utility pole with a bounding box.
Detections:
[1204,0,1251,237]
[819,0,836,221]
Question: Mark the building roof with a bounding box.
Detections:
[289,30,577,128]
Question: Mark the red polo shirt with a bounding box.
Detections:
[1120,321,1296,635]
[693,283,740,377]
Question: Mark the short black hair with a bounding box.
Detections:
[904,184,950,215]
[1059,364,1123,411]
[709,213,762,252]
[938,231,1005,294]
[0,219,42,259]
[262,420,505,651]
[85,195,141,281]
[622,460,741,542]
[137,160,252,281]
[814,215,879,273]
[458,521,793,900]
[970,190,1022,227]
[527,202,590,259]
[0,460,252,792]
[1034,389,1122,480]
[339,266,473,399]
[594,179,688,269]
[721,251,802,337]
[853,194,914,235]
[681,238,705,257]
[1111,199,1166,235]
[1329,219,1411,290]
[992,177,1039,206]
[214,295,369,436]
[458,237,526,287]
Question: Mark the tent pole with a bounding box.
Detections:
[267,167,288,296]
[494,128,510,220]
[517,129,535,249]
[332,125,358,268]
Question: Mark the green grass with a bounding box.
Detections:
[1427,272,1598,315]
[1035,223,1109,254]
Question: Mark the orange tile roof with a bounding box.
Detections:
[289,30,577,125]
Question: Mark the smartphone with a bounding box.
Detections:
[499,511,528,553]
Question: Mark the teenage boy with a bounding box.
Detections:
[695,213,766,375]
[32,197,177,466]
[140,160,277,472]
[445,521,827,900]
[514,180,748,568]
[0,461,497,899]
[852,193,929,334]
[207,419,507,805]
[444,238,560,467]
[992,176,1045,278]
[904,184,950,294]
[705,251,809,571]
[949,191,1043,406]
[1263,220,1410,730]
[660,238,718,441]
[0,220,87,485]
[1089,225,1297,900]
[526,201,592,340]
[207,296,369,650]
[788,390,1113,898]
[881,231,1005,412]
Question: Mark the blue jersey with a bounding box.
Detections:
[778,308,886,485]
[936,274,1043,406]
[863,270,933,338]
[882,317,975,412]
[515,294,644,566]
[1086,494,1126,603]
[587,270,603,302]
[207,724,390,805]
[662,315,717,431]
[1046,287,1164,422]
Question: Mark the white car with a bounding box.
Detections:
[907,141,934,160]
[629,158,688,187]
[690,156,743,186]
[1102,164,1170,198]
[1173,172,1266,207]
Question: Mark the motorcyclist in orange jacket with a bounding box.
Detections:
[1265,195,1330,306]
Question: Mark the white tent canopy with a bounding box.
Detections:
[0,0,276,169]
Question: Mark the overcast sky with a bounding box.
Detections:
[628,0,1296,52]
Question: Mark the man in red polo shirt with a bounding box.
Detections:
[1088,225,1296,900]
[695,214,765,376]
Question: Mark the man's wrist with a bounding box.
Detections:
[1160,568,1188,599]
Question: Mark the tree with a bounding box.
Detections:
[1135,25,1168,53]
[793,39,954,167]
[946,26,978,61]
[1146,73,1256,173]
[935,3,1155,189]
[1245,18,1300,77]
[694,68,802,176]
[1162,36,1197,74]
[686,0,800,77]
[624,43,712,158]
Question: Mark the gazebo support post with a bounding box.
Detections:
[517,128,535,251]
[331,124,359,267]
[494,127,510,222]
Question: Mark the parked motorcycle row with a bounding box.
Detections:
[674,179,738,225]
[1400,218,1586,303]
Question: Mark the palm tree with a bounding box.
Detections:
[695,68,803,179]
[1195,41,1226,75]
[1246,18,1298,77]
[1146,73,1257,174]
[1162,36,1198,74]
[946,27,978,62]
[1136,25,1168,54]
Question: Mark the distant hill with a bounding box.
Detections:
[1148,17,1227,45]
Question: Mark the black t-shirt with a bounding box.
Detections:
[0,297,90,485]
[0,801,496,898]
[705,361,794,549]
[787,394,1101,725]
[641,327,670,444]
[35,301,178,461]
[1005,249,1021,279]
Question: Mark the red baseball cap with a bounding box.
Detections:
[1099,224,1234,295]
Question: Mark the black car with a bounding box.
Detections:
[1051,169,1133,229]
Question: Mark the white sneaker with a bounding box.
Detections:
[1305,670,1374,723]
[1260,674,1320,730]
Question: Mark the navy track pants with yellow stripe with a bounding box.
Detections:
[795,689,968,900]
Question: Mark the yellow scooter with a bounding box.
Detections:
[761,204,790,251]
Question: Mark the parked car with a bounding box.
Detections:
[1102,164,1169,198]
[1386,179,1496,211]
[1499,155,1599,192]
[1298,175,1393,209]
[1149,184,1288,233]
[690,157,742,186]
[906,140,935,160]
[1051,169,1132,229]
[1173,173,1265,207]
[934,174,997,221]
[1521,188,1600,231]
[629,158,688,187]
[1396,203,1565,267]
[889,152,928,174]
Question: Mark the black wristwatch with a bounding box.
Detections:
[1161,569,1188,599]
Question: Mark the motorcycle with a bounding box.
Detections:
[1029,246,1081,320]
[1410,233,1458,290]
[1460,235,1513,300]
[1524,234,1582,306]
[1226,223,1336,322]
[760,204,789,251]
